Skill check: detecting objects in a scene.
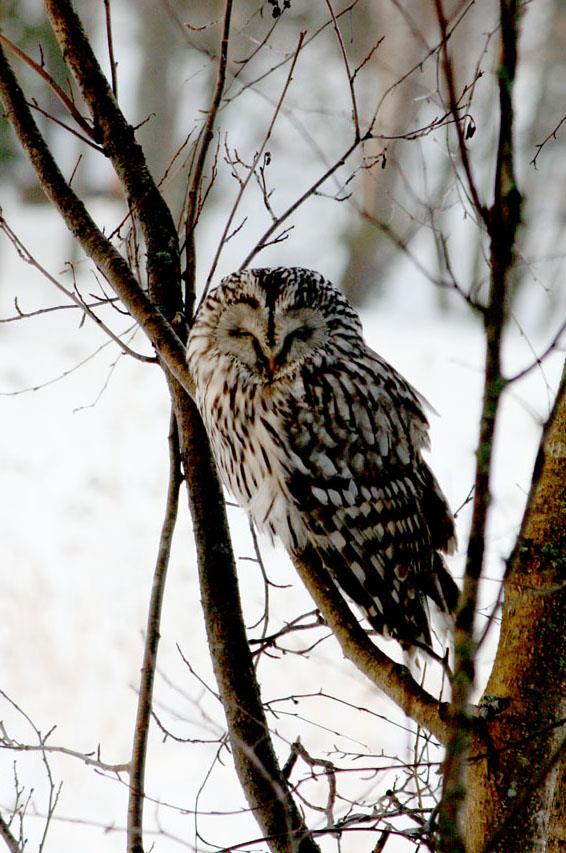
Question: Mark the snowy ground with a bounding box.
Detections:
[0,196,563,852]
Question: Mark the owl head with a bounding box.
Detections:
[187,267,363,383]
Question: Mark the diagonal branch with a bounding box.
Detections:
[169,380,320,853]
[0,814,19,853]
[0,43,193,394]
[44,0,182,318]
[291,546,450,744]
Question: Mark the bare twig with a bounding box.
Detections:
[530,113,566,169]
[207,29,307,292]
[288,741,337,827]
[0,32,96,140]
[103,0,118,97]
[323,0,360,140]
[368,1,476,134]
[0,42,193,393]
[27,98,103,152]
[127,412,183,853]
[433,0,487,224]
[0,217,154,362]
[504,318,566,384]
[185,0,234,317]
[240,136,359,270]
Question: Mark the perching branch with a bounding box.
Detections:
[291,546,450,744]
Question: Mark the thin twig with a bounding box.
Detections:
[0,32,96,140]
[103,0,118,97]
[185,0,234,317]
[433,0,487,224]
[0,42,192,393]
[530,113,566,169]
[27,98,103,151]
[368,0,476,134]
[0,216,154,362]
[206,29,307,293]
[240,136,359,271]
[127,412,183,853]
[504,318,566,384]
[323,0,360,140]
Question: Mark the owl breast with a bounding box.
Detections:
[193,352,310,550]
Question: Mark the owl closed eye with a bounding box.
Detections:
[214,298,329,379]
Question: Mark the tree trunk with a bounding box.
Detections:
[464,367,566,852]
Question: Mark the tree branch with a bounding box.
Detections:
[127,412,183,853]
[291,546,450,744]
[0,814,20,853]
[44,0,182,318]
[0,31,96,141]
[433,0,487,224]
[464,363,565,852]
[184,0,233,316]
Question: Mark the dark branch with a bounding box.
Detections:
[127,412,183,853]
[44,0,182,319]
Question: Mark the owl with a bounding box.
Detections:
[187,267,458,652]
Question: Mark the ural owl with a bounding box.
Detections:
[187,267,458,651]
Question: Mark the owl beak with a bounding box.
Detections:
[265,355,277,378]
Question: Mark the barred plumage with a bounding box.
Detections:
[187,267,458,651]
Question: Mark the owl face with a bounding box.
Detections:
[215,300,328,380]
[191,267,363,384]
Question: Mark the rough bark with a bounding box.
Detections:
[464,367,566,852]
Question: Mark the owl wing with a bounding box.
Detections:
[284,350,458,649]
